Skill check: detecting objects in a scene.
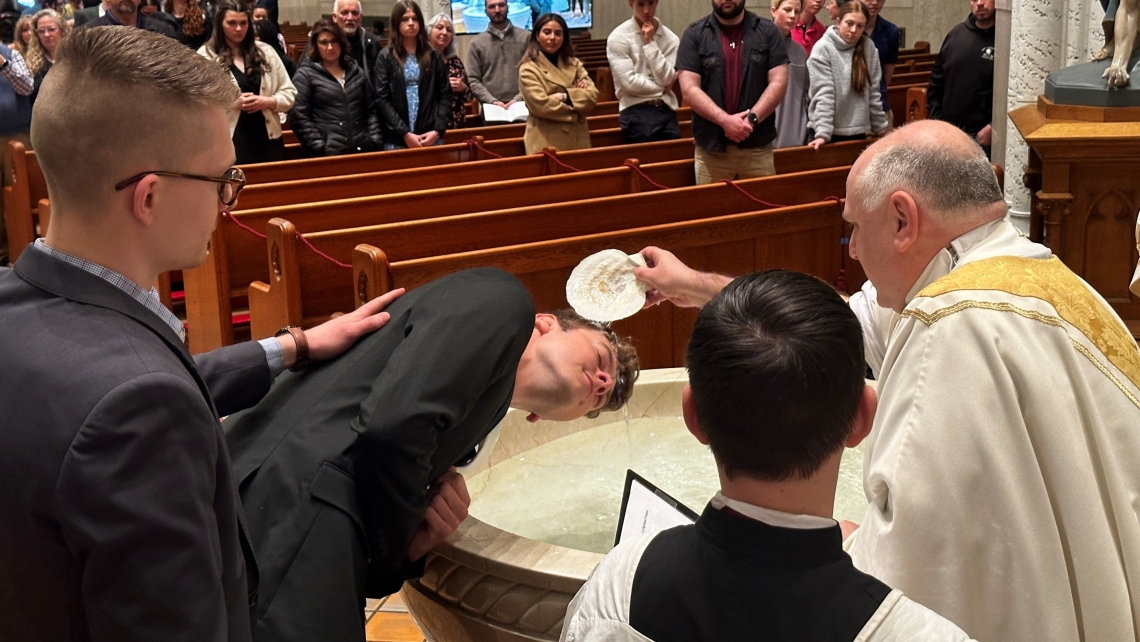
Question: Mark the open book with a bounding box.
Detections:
[482,102,529,124]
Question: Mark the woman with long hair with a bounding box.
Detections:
[517,12,597,154]
[24,9,65,102]
[805,0,887,149]
[426,12,473,129]
[771,0,808,148]
[254,18,294,77]
[290,19,381,156]
[167,0,211,49]
[12,14,31,56]
[198,0,295,164]
[373,0,450,149]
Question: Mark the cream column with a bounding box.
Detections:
[1000,0,1103,234]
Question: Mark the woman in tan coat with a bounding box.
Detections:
[518,13,599,154]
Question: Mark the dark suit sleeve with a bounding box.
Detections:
[56,374,234,642]
[354,271,534,594]
[194,340,273,417]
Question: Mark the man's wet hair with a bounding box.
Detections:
[686,270,865,481]
[551,309,639,419]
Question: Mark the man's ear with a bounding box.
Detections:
[845,384,877,448]
[889,190,920,254]
[131,174,160,227]
[534,313,558,336]
[682,384,709,445]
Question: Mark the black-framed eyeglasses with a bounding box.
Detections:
[113,167,247,208]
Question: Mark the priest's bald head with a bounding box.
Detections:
[844,120,1006,312]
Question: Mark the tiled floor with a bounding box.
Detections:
[365,591,428,642]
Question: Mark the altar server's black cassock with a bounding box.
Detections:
[225,268,534,642]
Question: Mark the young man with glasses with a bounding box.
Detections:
[0,27,400,641]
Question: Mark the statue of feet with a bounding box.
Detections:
[1104,64,1131,88]
[1093,40,1114,61]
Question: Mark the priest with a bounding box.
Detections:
[632,120,1140,642]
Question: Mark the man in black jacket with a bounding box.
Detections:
[0,28,397,642]
[225,268,641,642]
[927,0,995,157]
[675,0,789,184]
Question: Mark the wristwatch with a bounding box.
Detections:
[747,111,759,127]
[275,325,310,372]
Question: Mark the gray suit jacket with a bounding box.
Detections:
[0,248,272,642]
[225,268,533,640]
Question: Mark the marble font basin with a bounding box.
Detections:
[402,368,869,641]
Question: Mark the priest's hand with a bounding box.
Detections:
[635,246,732,309]
[288,288,404,364]
[408,467,471,561]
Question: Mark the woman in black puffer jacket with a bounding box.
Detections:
[289,20,381,156]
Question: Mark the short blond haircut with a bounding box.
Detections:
[31,27,240,214]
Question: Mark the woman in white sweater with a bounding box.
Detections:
[198,0,296,164]
[806,1,888,150]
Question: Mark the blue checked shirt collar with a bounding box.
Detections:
[33,238,186,342]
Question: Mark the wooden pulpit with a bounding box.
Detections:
[1010,97,1140,337]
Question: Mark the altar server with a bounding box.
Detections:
[561,270,973,642]
[631,120,1140,642]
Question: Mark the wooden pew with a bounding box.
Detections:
[442,107,692,145]
[906,87,928,123]
[246,167,853,343]
[887,83,925,127]
[889,70,930,87]
[3,141,45,263]
[234,137,701,211]
[350,200,851,369]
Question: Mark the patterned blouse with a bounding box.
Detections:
[446,55,475,129]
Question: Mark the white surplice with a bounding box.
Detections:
[846,219,1140,642]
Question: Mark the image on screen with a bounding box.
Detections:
[452,0,592,35]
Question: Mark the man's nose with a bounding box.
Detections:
[593,371,615,394]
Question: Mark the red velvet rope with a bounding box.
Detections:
[628,163,671,191]
[223,211,352,269]
[465,138,504,159]
[541,150,582,173]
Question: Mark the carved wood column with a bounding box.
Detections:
[1035,192,1073,256]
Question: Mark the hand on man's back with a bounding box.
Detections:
[305,288,405,362]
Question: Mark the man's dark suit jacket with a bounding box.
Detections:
[224,268,534,642]
[0,249,272,642]
[83,12,177,37]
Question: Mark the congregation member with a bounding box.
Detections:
[770,0,807,148]
[253,0,275,25]
[606,0,681,144]
[331,0,375,80]
[374,0,450,149]
[70,0,100,25]
[167,0,211,49]
[561,271,973,642]
[792,0,824,55]
[466,0,528,111]
[254,18,294,76]
[225,268,640,642]
[519,12,599,153]
[290,19,380,156]
[427,12,474,129]
[633,119,1140,642]
[0,27,403,641]
[675,0,788,184]
[12,13,31,52]
[0,31,32,266]
[824,0,839,18]
[862,0,897,123]
[927,0,994,157]
[806,1,888,149]
[24,7,65,101]
[199,0,296,164]
[61,0,78,18]
[83,0,176,37]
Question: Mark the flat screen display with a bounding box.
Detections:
[452,0,592,35]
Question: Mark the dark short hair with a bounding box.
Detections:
[686,270,865,481]
[522,12,573,66]
[550,309,640,419]
[307,18,351,67]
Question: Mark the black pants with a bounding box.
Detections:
[620,103,681,144]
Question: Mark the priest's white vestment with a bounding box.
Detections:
[847,220,1140,642]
